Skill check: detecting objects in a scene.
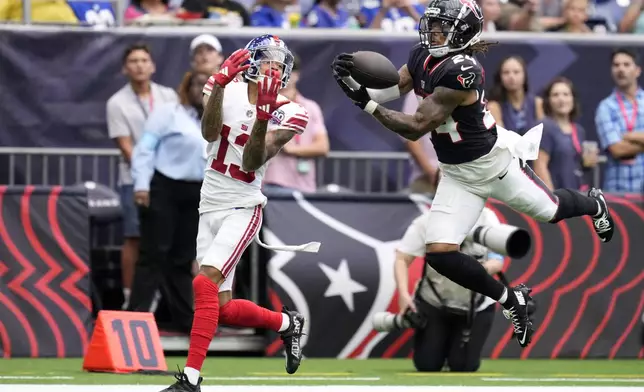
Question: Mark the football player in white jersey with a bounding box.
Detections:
[161,35,309,392]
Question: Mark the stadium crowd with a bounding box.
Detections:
[2,0,644,33]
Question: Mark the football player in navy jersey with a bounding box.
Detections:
[332,0,614,350]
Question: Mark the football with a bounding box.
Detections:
[349,51,400,90]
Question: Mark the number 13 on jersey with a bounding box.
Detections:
[211,124,256,183]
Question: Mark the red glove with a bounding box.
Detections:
[213,49,251,87]
[256,70,287,121]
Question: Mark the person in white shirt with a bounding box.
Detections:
[392,207,504,372]
[105,42,177,309]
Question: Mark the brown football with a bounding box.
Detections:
[350,51,400,89]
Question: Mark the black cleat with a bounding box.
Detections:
[280,306,305,374]
[159,370,202,392]
[588,187,614,243]
[502,284,534,348]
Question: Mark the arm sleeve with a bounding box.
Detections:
[406,43,425,80]
[539,120,555,156]
[131,106,173,192]
[396,215,427,257]
[269,102,309,134]
[594,101,622,150]
[106,99,131,139]
[432,60,483,91]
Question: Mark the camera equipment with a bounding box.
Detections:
[466,224,531,259]
[373,299,429,332]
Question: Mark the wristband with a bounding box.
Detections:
[364,100,378,114]
[366,85,401,104]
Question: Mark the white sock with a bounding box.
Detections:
[498,288,508,304]
[595,200,603,217]
[278,313,291,332]
[121,288,131,310]
[183,367,200,386]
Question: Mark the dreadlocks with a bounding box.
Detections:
[466,40,498,56]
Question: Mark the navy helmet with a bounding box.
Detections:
[243,34,295,89]
[419,0,484,57]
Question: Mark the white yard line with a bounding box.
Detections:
[483,378,644,383]
[204,376,381,381]
[2,386,644,392]
[0,377,74,380]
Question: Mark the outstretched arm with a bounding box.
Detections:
[367,86,472,141]
[242,125,295,171]
[201,86,225,142]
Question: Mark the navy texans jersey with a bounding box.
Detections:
[407,43,497,164]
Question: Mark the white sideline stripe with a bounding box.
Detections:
[205,377,381,381]
[0,377,74,380]
[2,386,644,392]
[484,378,644,383]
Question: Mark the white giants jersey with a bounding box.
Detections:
[199,77,309,213]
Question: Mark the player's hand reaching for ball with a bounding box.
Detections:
[256,69,288,121]
[214,49,251,87]
[332,69,370,110]
[331,53,354,77]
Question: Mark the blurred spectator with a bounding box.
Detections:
[593,0,627,32]
[619,0,644,32]
[0,0,78,23]
[263,54,330,194]
[190,34,224,74]
[301,0,357,27]
[495,0,541,31]
[540,0,564,19]
[125,0,172,23]
[178,0,250,25]
[595,48,644,193]
[68,0,116,26]
[478,0,502,31]
[251,0,294,27]
[357,0,424,31]
[401,92,440,195]
[546,0,592,32]
[106,43,178,308]
[533,77,598,191]
[487,55,544,136]
[128,71,210,333]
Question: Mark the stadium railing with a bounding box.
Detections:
[0,147,606,193]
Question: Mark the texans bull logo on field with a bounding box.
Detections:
[261,192,430,358]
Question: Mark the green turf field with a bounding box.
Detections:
[1,358,643,387]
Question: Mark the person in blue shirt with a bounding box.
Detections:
[251,0,291,27]
[127,70,210,333]
[301,0,351,28]
[67,0,116,26]
[359,0,424,31]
